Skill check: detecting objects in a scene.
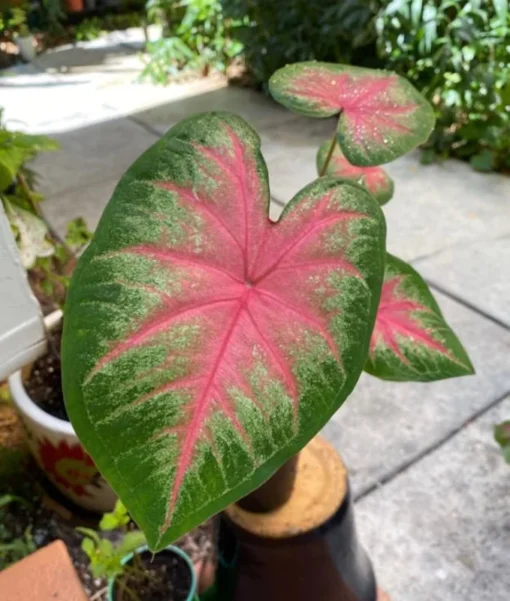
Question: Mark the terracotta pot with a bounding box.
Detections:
[0,540,88,601]
[107,545,199,601]
[65,0,83,12]
[8,311,116,513]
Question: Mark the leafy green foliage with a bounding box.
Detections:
[71,13,147,43]
[377,0,510,171]
[0,109,91,307]
[65,217,93,250]
[0,113,59,269]
[99,499,131,531]
[220,0,381,84]
[0,126,59,193]
[73,17,103,42]
[78,528,146,579]
[78,501,146,580]
[494,421,510,464]
[0,495,36,570]
[141,0,243,84]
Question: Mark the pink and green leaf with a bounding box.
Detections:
[62,112,386,551]
[316,140,394,205]
[269,62,435,167]
[365,254,474,381]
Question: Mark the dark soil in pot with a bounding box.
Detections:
[25,323,67,421]
[116,549,193,601]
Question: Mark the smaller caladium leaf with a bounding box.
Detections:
[365,254,474,381]
[269,62,435,166]
[494,421,510,464]
[316,140,394,205]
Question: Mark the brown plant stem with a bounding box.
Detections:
[238,454,299,512]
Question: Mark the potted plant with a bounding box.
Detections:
[79,500,199,601]
[10,7,36,62]
[61,62,475,598]
[0,111,115,512]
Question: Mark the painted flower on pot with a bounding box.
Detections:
[38,437,98,496]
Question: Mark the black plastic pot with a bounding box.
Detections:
[214,439,377,601]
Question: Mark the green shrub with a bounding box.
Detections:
[377,0,510,172]
[220,0,382,85]
[141,0,242,84]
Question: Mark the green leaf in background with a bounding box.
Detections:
[65,217,93,250]
[99,500,130,531]
[62,112,386,550]
[365,253,474,381]
[3,200,54,268]
[269,62,435,166]
[470,149,496,172]
[494,421,510,464]
[0,129,59,192]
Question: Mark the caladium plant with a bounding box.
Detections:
[62,61,473,552]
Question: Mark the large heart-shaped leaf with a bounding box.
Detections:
[316,140,394,205]
[269,62,435,166]
[62,112,385,550]
[365,254,474,381]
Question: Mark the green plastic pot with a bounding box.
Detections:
[107,545,199,601]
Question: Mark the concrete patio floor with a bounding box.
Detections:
[2,32,509,601]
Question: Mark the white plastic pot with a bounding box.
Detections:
[8,311,116,513]
[15,35,36,62]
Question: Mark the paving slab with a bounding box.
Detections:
[31,116,158,197]
[41,177,118,237]
[259,118,335,201]
[259,119,510,261]
[322,291,510,498]
[134,85,296,135]
[414,237,510,328]
[98,75,227,120]
[383,156,510,262]
[0,63,116,133]
[33,40,145,80]
[355,395,510,601]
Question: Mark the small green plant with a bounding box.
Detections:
[377,0,510,171]
[78,500,146,581]
[73,17,103,42]
[0,495,36,570]
[0,109,92,307]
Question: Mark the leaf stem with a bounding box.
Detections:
[319,112,342,177]
[319,134,337,177]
